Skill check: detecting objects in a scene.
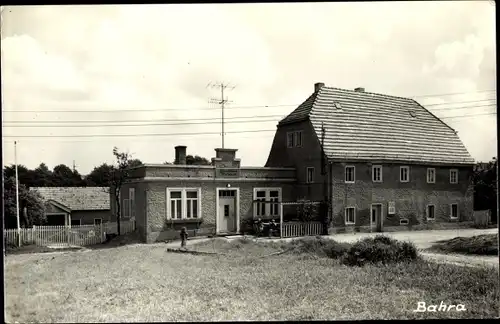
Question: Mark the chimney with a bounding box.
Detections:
[314,82,325,92]
[354,87,365,92]
[174,145,187,165]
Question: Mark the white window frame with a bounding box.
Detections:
[345,165,355,183]
[400,166,410,183]
[372,165,383,183]
[286,132,295,148]
[253,187,282,218]
[450,169,458,184]
[129,188,136,219]
[295,131,303,147]
[427,168,436,184]
[306,167,315,184]
[94,218,102,225]
[450,203,459,220]
[166,188,202,220]
[426,204,436,221]
[345,207,356,225]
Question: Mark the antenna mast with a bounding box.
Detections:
[208,81,236,148]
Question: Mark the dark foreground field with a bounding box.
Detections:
[5,237,498,322]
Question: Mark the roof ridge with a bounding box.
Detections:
[322,86,414,102]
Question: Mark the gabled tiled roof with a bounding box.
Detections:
[31,187,110,211]
[279,85,475,165]
[279,92,318,125]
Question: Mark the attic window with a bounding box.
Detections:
[333,102,342,110]
[409,110,416,118]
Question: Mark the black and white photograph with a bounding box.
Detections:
[1,1,498,321]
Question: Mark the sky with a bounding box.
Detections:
[1,2,497,175]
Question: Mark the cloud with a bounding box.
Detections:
[1,2,497,174]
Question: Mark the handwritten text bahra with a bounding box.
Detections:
[413,302,466,312]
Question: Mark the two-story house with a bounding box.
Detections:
[266,82,475,232]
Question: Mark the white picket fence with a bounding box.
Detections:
[4,220,136,247]
[281,221,323,238]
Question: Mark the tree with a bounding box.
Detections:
[473,158,498,224]
[32,163,54,187]
[3,164,37,188]
[85,163,115,187]
[186,155,211,165]
[110,147,135,235]
[164,155,211,165]
[3,177,46,228]
[53,164,83,186]
[128,159,143,168]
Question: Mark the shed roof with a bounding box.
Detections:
[31,187,110,211]
[279,85,475,165]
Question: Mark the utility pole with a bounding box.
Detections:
[14,141,21,247]
[72,160,76,172]
[208,81,236,149]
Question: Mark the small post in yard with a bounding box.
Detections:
[14,141,21,247]
[180,227,188,250]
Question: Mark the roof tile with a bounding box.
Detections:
[30,187,110,211]
[280,86,475,165]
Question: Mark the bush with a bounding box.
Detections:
[343,235,419,266]
[430,234,498,255]
[284,236,350,259]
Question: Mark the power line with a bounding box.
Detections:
[2,129,276,139]
[2,111,496,139]
[3,100,496,125]
[2,109,496,131]
[3,118,281,128]
[3,90,496,114]
[2,114,285,124]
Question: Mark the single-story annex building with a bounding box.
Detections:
[118,146,297,243]
[32,187,113,226]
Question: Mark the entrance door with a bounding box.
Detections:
[371,204,383,232]
[218,190,237,233]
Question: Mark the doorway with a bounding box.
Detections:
[370,203,383,232]
[217,188,240,234]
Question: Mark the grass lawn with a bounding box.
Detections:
[429,234,499,255]
[5,238,499,322]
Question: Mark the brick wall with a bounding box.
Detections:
[265,120,325,201]
[143,180,294,243]
[331,162,474,230]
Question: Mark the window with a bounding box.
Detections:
[400,218,409,225]
[306,167,315,184]
[345,166,355,183]
[400,166,410,182]
[166,188,202,220]
[427,205,435,220]
[129,188,136,219]
[94,218,102,225]
[450,204,458,219]
[122,198,130,218]
[286,131,303,148]
[427,168,436,184]
[295,131,303,147]
[345,207,355,225]
[450,169,458,184]
[372,165,382,182]
[71,219,81,226]
[287,132,294,148]
[253,188,282,218]
[186,190,198,219]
